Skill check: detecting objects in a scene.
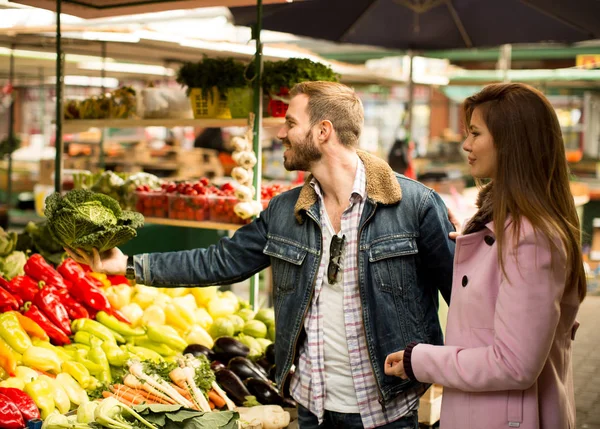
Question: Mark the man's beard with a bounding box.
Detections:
[283,130,322,171]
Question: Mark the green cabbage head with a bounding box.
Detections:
[45,189,144,254]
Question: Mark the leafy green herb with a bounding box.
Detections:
[142,359,179,382]
[192,355,215,393]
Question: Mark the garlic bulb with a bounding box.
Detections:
[235,185,254,202]
[231,136,250,152]
[234,202,255,220]
[232,166,252,184]
[236,151,257,169]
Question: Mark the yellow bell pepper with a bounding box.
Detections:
[39,375,71,414]
[193,308,213,330]
[165,302,195,332]
[141,305,166,326]
[89,272,111,288]
[61,361,93,390]
[132,285,159,309]
[55,373,89,405]
[0,377,24,390]
[191,286,219,307]
[25,378,55,419]
[15,366,38,384]
[184,325,214,349]
[105,285,132,310]
[162,287,188,298]
[22,346,62,374]
[0,312,33,354]
[119,303,144,327]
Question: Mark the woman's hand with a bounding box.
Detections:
[384,350,408,379]
[65,247,128,276]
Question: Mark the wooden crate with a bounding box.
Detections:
[419,384,443,426]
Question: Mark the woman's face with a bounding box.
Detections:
[463,107,497,179]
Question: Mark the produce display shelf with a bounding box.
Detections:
[144,216,243,231]
[61,117,285,133]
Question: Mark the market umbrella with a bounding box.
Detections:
[230,0,600,50]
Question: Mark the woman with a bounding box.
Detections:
[385,83,586,429]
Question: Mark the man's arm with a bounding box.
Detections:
[417,190,455,304]
[135,215,271,287]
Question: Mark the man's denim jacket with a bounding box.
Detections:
[135,150,455,404]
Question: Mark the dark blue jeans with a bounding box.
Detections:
[297,404,419,429]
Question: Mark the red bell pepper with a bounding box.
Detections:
[57,258,86,281]
[0,387,40,421]
[0,286,20,312]
[109,308,131,324]
[67,276,111,313]
[33,286,72,336]
[107,274,130,286]
[24,254,69,289]
[22,303,70,345]
[0,392,25,429]
[50,287,89,320]
[6,275,40,302]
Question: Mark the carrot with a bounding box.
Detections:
[111,384,171,405]
[103,391,136,407]
[172,384,194,402]
[208,400,215,410]
[208,389,226,409]
[109,386,145,405]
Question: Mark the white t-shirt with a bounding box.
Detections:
[321,216,359,413]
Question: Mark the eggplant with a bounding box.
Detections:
[211,361,226,372]
[228,356,270,383]
[212,337,250,363]
[244,378,284,406]
[215,368,251,406]
[265,343,275,365]
[254,357,272,375]
[183,344,215,360]
[268,364,277,382]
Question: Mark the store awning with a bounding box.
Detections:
[10,0,296,18]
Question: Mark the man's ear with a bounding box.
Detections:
[317,120,334,142]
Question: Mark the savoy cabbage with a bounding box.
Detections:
[45,190,144,254]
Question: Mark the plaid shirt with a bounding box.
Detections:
[290,157,421,428]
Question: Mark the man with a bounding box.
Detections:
[70,81,455,429]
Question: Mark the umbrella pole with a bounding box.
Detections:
[6,45,15,210]
[405,51,414,142]
[99,41,107,170]
[54,0,63,193]
[499,44,512,83]
[249,0,264,311]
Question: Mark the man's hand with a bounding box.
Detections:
[384,350,408,379]
[447,207,461,241]
[65,247,128,276]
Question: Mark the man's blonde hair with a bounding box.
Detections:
[289,81,363,148]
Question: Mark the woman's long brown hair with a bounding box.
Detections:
[463,83,586,302]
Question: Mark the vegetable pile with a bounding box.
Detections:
[44,190,144,254]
